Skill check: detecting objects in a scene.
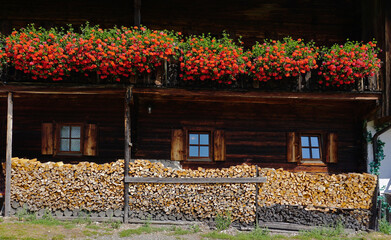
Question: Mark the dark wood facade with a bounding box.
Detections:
[0,92,124,164]
[0,0,365,45]
[0,87,380,173]
[0,0,388,174]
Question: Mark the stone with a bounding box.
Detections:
[106,209,114,218]
[114,209,123,217]
[36,209,45,217]
[11,201,20,209]
[90,212,99,218]
[98,211,106,218]
[55,210,63,217]
[64,209,72,217]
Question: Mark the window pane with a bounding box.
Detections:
[61,126,70,138]
[301,136,309,147]
[71,139,81,152]
[200,146,209,157]
[189,134,198,145]
[312,148,320,159]
[302,148,310,159]
[200,134,209,145]
[71,126,81,138]
[60,139,70,151]
[189,146,199,157]
[311,137,319,147]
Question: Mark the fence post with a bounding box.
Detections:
[255,166,259,227]
[123,86,133,223]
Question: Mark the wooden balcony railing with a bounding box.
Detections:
[0,62,381,93]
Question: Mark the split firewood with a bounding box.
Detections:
[10,158,376,223]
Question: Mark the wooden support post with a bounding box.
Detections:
[5,92,13,217]
[385,0,391,116]
[377,198,382,231]
[255,166,259,227]
[134,0,141,27]
[123,86,132,223]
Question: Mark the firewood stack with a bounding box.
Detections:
[10,158,376,223]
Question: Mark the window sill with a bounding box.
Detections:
[298,161,327,166]
[56,152,83,157]
[186,158,212,162]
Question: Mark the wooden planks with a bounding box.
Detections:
[83,124,98,156]
[286,132,298,163]
[135,96,369,173]
[327,133,338,163]
[41,122,54,155]
[213,130,226,161]
[171,129,185,161]
[124,176,266,184]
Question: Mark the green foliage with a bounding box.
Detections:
[71,210,92,225]
[51,234,65,240]
[201,231,233,239]
[16,206,36,222]
[169,226,192,235]
[297,222,346,240]
[118,225,166,237]
[190,224,201,233]
[215,211,232,231]
[368,123,390,176]
[202,228,278,240]
[111,220,121,229]
[379,219,391,235]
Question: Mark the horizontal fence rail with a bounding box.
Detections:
[124,177,267,184]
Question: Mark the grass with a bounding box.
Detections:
[118,225,167,237]
[215,211,232,231]
[202,227,280,240]
[295,222,346,240]
[169,226,192,235]
[379,219,391,235]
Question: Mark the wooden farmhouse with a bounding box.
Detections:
[0,0,390,176]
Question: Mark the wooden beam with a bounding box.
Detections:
[0,84,126,95]
[4,92,13,217]
[133,88,381,103]
[123,86,133,223]
[134,0,141,27]
[386,0,391,116]
[124,177,267,184]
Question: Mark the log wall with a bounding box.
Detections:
[135,96,368,173]
[0,93,373,173]
[0,0,363,46]
[0,94,124,163]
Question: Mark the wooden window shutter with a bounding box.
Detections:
[171,129,185,161]
[326,133,338,163]
[83,124,98,156]
[287,132,299,162]
[214,130,226,161]
[41,122,54,155]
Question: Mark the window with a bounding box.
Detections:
[287,132,337,164]
[42,122,98,156]
[188,132,210,160]
[59,125,82,153]
[170,129,225,162]
[300,135,321,161]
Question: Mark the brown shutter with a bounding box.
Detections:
[83,124,98,156]
[171,129,185,161]
[41,123,54,155]
[214,130,226,161]
[326,133,338,163]
[287,132,299,162]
